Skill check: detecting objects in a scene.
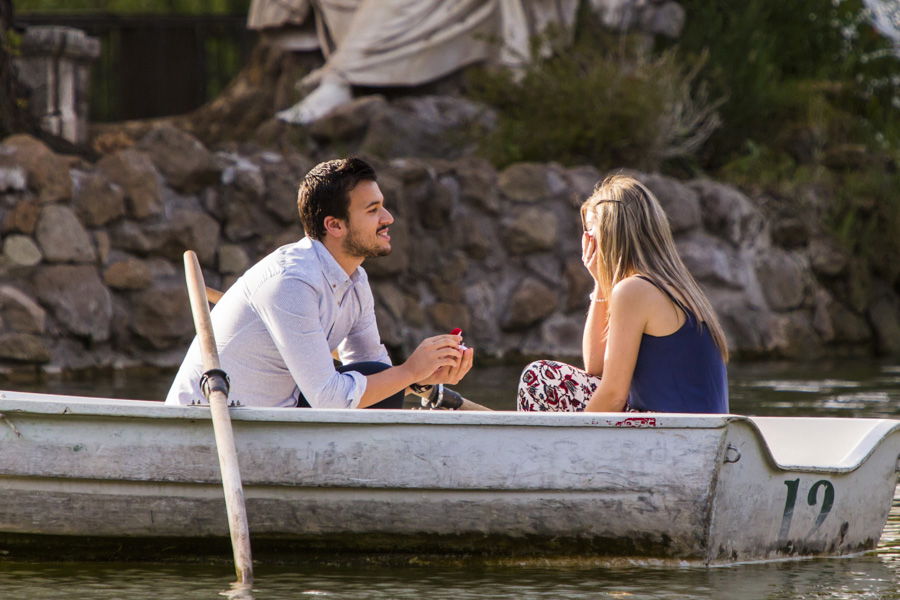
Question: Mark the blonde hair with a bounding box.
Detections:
[581,174,729,361]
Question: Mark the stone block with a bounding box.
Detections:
[170,208,221,267]
[0,332,51,363]
[96,149,163,219]
[108,220,160,255]
[419,176,458,230]
[498,162,570,203]
[453,157,499,213]
[33,265,112,342]
[131,282,193,350]
[564,258,595,311]
[73,171,126,226]
[0,285,46,333]
[1,198,41,234]
[260,153,312,224]
[690,179,764,247]
[138,125,219,192]
[502,207,558,254]
[3,234,43,266]
[0,135,72,203]
[564,165,602,208]
[218,244,250,275]
[103,259,153,290]
[360,96,495,160]
[755,250,808,312]
[639,172,702,233]
[502,277,558,330]
[868,286,900,355]
[35,204,97,263]
[309,95,388,141]
[427,302,471,333]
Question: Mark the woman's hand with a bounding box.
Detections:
[582,231,601,284]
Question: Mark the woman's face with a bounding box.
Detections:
[582,206,597,238]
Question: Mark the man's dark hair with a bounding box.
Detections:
[297,157,377,240]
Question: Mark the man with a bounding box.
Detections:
[166,157,473,408]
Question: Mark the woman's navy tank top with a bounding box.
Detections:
[627,276,729,413]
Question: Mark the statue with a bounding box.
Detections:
[248,0,580,124]
[862,0,900,53]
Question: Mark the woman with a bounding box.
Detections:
[517,174,729,413]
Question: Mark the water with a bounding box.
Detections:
[1,359,898,599]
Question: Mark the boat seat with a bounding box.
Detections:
[747,416,899,472]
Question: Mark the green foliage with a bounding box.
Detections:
[833,168,900,282]
[468,28,721,170]
[676,0,900,164]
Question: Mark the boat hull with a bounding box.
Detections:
[0,391,897,564]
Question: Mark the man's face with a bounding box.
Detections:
[343,180,393,258]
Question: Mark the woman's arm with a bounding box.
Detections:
[581,232,608,375]
[585,277,650,412]
[582,292,608,376]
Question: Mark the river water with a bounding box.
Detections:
[1,359,898,599]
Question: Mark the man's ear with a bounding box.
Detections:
[323,216,347,239]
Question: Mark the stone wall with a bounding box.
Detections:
[1,123,897,378]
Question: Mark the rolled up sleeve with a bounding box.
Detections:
[253,276,366,408]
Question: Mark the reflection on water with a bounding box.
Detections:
[1,547,899,600]
[0,359,898,599]
[728,361,900,419]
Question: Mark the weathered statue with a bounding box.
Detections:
[248,0,582,124]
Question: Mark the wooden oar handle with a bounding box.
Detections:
[185,256,221,373]
[458,398,493,411]
[206,286,224,305]
[408,385,492,411]
[183,251,254,586]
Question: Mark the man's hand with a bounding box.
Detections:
[402,334,465,384]
[417,344,474,386]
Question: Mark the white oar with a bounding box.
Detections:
[183,251,253,586]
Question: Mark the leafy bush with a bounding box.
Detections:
[675,0,900,165]
[468,27,722,170]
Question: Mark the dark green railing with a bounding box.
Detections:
[17,13,257,122]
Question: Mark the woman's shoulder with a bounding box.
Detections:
[612,274,689,319]
[611,274,659,299]
[609,275,662,312]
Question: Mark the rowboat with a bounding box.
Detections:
[0,389,897,565]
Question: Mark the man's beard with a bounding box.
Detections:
[343,226,391,258]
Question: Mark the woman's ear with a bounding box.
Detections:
[323,216,346,239]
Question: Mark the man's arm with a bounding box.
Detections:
[254,276,372,408]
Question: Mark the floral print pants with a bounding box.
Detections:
[516,360,601,412]
[516,359,640,412]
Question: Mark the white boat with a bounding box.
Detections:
[0,390,897,565]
